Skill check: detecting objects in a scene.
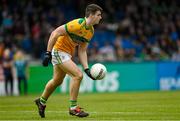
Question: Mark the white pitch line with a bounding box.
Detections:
[0,110,179,115]
[0,110,142,114]
[0,110,145,114]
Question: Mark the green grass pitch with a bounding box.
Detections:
[0,91,180,121]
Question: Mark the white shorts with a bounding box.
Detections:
[51,49,72,65]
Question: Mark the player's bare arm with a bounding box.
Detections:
[78,43,95,80]
[42,25,67,67]
[78,43,89,69]
[47,25,67,52]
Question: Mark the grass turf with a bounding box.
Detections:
[0,91,180,121]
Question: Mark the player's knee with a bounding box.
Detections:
[75,72,83,81]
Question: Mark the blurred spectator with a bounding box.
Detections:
[99,41,116,62]
[139,48,151,61]
[14,49,28,95]
[88,41,100,62]
[0,0,179,61]
[151,42,161,61]
[2,13,13,34]
[172,40,180,61]
[113,34,124,61]
[0,41,5,63]
[172,49,180,61]
[2,48,15,95]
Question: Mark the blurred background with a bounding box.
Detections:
[0,0,180,96]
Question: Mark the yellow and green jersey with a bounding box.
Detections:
[53,18,94,56]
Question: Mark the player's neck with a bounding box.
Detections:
[85,17,93,26]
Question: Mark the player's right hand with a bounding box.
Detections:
[42,51,52,67]
[84,68,96,80]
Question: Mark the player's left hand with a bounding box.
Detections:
[84,68,96,80]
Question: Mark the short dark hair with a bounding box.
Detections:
[85,4,103,17]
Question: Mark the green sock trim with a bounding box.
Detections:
[70,100,77,107]
[40,97,47,104]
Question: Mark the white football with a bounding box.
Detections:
[90,63,107,80]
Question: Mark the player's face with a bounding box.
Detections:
[92,10,102,25]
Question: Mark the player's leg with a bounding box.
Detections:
[5,77,8,95]
[18,77,21,95]
[23,76,28,95]
[35,65,66,118]
[59,60,89,117]
[9,75,13,95]
[59,60,82,101]
[41,65,66,101]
